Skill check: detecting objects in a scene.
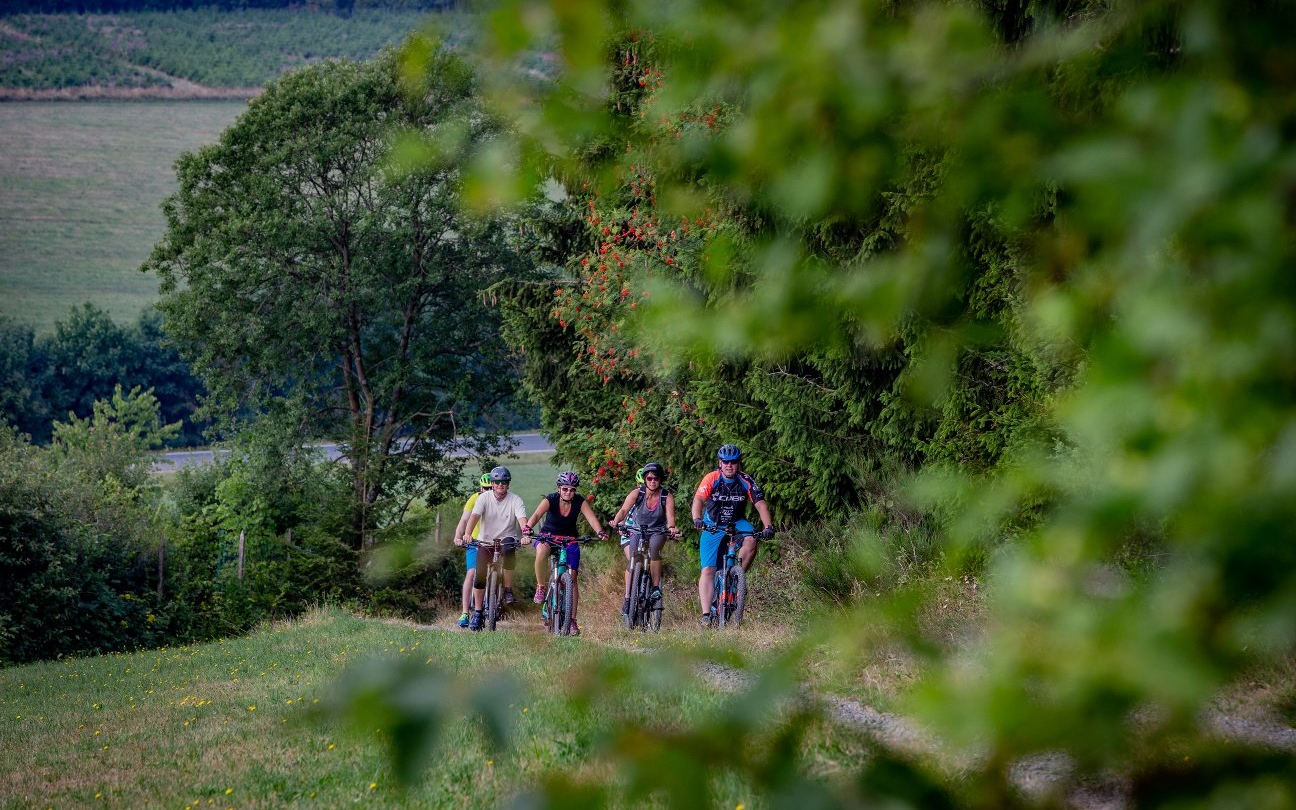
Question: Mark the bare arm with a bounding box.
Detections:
[579,500,606,536]
[461,512,481,544]
[526,498,550,531]
[452,500,474,544]
[665,493,681,535]
[611,489,638,526]
[754,499,774,531]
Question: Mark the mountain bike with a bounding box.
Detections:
[467,536,521,632]
[619,525,675,632]
[532,533,596,636]
[706,523,747,629]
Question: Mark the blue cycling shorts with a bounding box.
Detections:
[699,520,755,569]
[464,546,478,570]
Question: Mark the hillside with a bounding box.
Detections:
[0,8,455,99]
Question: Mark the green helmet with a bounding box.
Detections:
[479,472,492,488]
[635,467,645,484]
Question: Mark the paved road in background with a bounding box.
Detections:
[152,432,553,473]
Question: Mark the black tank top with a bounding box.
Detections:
[540,492,584,537]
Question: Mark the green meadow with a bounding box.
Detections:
[0,608,845,810]
[0,100,246,331]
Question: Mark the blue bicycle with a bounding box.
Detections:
[707,523,747,629]
[532,533,597,636]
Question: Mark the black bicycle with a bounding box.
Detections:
[531,533,598,636]
[467,536,521,632]
[619,524,677,632]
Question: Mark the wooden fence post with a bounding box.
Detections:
[237,530,246,580]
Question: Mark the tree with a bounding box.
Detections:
[0,316,51,441]
[145,46,537,547]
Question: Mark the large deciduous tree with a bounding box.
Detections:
[146,47,533,547]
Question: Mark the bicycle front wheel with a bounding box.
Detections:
[722,565,746,628]
[626,558,643,631]
[557,570,575,636]
[486,567,501,632]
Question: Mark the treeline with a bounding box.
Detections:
[0,304,207,446]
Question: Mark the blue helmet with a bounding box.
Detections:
[489,466,512,483]
[717,444,742,462]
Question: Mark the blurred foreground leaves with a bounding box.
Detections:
[360,0,1296,806]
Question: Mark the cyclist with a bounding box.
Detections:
[524,471,608,637]
[451,472,493,628]
[610,461,682,616]
[690,444,775,627]
[457,465,530,631]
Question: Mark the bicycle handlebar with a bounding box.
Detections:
[531,533,599,547]
[465,536,523,551]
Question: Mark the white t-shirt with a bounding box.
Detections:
[471,490,528,542]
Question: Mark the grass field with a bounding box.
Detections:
[0,100,245,331]
[0,608,848,810]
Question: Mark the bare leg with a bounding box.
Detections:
[461,570,473,614]
[698,567,716,616]
[739,535,758,571]
[570,571,580,620]
[623,543,633,597]
[650,559,663,587]
[534,543,550,590]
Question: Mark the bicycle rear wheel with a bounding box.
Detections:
[647,572,663,632]
[486,567,501,631]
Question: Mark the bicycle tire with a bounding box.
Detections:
[724,565,746,628]
[547,579,562,635]
[558,570,575,636]
[486,567,500,632]
[626,558,643,631]
[647,570,663,632]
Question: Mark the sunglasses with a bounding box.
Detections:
[558,486,576,492]
[643,475,660,481]
[719,459,739,465]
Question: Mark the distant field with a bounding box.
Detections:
[0,100,245,330]
[0,10,449,94]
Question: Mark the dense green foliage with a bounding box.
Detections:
[0,8,451,91]
[145,46,539,548]
[0,304,207,446]
[363,0,1296,806]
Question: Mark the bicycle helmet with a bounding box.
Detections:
[556,471,580,488]
[717,444,743,462]
[640,461,666,480]
[479,472,492,488]
[488,465,512,483]
[635,467,645,484]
